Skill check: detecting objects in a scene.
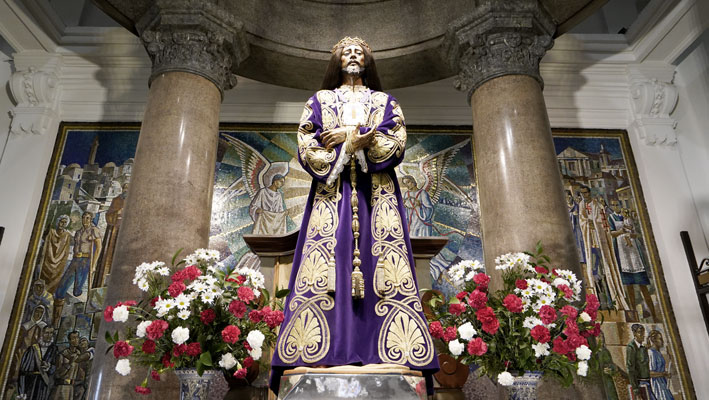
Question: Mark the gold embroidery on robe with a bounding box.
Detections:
[367,100,406,163]
[372,173,416,297]
[375,296,434,366]
[277,294,334,363]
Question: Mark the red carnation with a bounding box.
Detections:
[233,368,247,379]
[482,319,500,335]
[473,273,490,290]
[161,353,174,368]
[468,290,488,310]
[467,337,488,356]
[265,310,285,329]
[243,356,254,368]
[249,310,263,323]
[515,279,528,290]
[135,386,151,395]
[228,300,247,318]
[564,319,579,336]
[113,341,134,358]
[428,321,444,339]
[567,333,587,349]
[503,294,523,313]
[146,320,169,340]
[142,339,156,354]
[238,286,255,303]
[184,265,202,281]
[585,308,598,321]
[173,344,187,357]
[475,306,496,324]
[552,337,569,355]
[539,305,557,325]
[535,266,548,274]
[244,341,252,351]
[586,293,600,312]
[186,342,202,357]
[200,309,216,325]
[560,305,578,319]
[455,291,469,302]
[221,325,241,344]
[449,303,466,316]
[551,268,559,276]
[530,325,551,343]
[168,281,186,297]
[117,300,138,307]
[103,305,114,322]
[443,326,457,342]
[589,323,602,337]
[171,269,187,283]
[558,284,573,299]
[151,370,161,381]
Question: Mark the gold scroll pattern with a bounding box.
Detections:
[278,182,339,363]
[368,100,406,163]
[277,294,335,363]
[371,173,416,297]
[371,173,432,366]
[375,296,434,366]
[298,98,336,177]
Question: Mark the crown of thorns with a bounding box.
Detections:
[331,37,372,54]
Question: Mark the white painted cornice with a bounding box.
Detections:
[0,0,57,51]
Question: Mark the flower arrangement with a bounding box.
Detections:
[104,249,287,395]
[426,244,601,387]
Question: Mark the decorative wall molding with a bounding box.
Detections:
[627,63,679,146]
[9,51,63,135]
[445,0,555,101]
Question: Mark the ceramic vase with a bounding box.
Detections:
[174,368,220,400]
[506,371,543,400]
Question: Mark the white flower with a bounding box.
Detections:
[497,371,515,386]
[246,330,265,350]
[155,299,176,317]
[249,347,263,360]
[532,342,550,358]
[552,277,570,288]
[188,280,208,293]
[448,339,464,356]
[577,361,588,376]
[112,306,129,323]
[177,309,191,320]
[115,359,131,376]
[458,322,477,341]
[136,321,151,338]
[448,264,465,283]
[185,254,198,265]
[464,270,476,282]
[218,353,237,369]
[253,289,261,299]
[523,317,543,330]
[207,286,224,298]
[175,294,191,310]
[137,278,150,292]
[171,326,190,345]
[579,312,592,322]
[576,345,592,361]
[156,266,170,276]
[200,292,215,304]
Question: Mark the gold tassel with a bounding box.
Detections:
[350,158,364,300]
[327,250,336,294]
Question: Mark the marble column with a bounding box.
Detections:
[89,1,247,398]
[446,0,582,292]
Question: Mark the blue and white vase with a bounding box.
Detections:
[174,368,220,400]
[507,371,543,400]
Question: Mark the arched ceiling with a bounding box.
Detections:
[92,0,608,90]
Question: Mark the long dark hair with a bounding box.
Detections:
[320,46,383,91]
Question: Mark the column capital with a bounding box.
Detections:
[136,0,249,96]
[627,63,678,146]
[445,0,555,101]
[9,51,63,136]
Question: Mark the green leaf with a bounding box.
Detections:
[196,360,205,376]
[535,241,543,255]
[199,351,213,367]
[105,331,115,344]
[171,248,184,266]
[113,332,120,343]
[275,289,290,299]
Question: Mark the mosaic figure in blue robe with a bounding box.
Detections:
[648,329,674,400]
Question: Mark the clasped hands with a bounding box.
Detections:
[321,123,376,153]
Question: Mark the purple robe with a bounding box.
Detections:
[271,86,438,393]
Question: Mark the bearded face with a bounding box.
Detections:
[341,44,365,76]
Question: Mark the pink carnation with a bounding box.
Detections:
[449,303,466,316]
[237,286,255,303]
[146,320,169,340]
[428,321,444,339]
[442,326,457,342]
[168,281,186,297]
[183,265,202,280]
[473,273,490,290]
[221,325,241,344]
[264,310,285,328]
[468,290,488,310]
[467,337,488,356]
[113,341,134,358]
[539,305,557,325]
[530,325,551,343]
[560,305,578,319]
[503,294,523,313]
[228,300,247,318]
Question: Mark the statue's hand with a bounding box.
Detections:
[349,125,376,153]
[321,128,348,149]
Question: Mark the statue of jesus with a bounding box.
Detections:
[270,37,438,394]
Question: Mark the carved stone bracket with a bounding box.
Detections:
[136,0,249,96]
[9,52,63,136]
[627,64,679,146]
[445,0,555,101]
